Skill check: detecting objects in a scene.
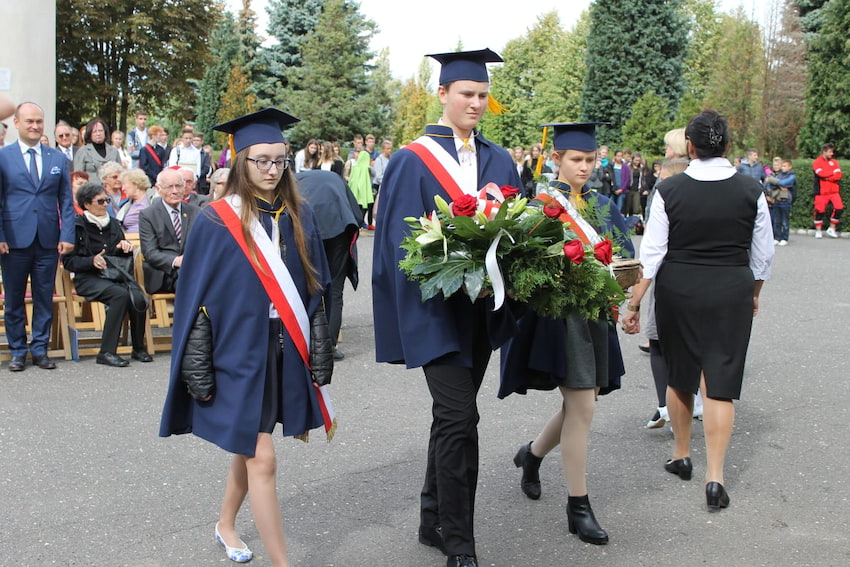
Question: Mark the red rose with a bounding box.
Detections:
[563,239,585,264]
[543,202,565,218]
[500,185,521,200]
[593,239,613,265]
[451,194,479,217]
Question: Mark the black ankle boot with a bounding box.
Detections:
[566,495,608,545]
[513,441,543,500]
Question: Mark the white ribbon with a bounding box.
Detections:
[486,228,515,310]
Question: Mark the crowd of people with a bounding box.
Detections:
[0,40,842,565]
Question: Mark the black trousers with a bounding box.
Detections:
[420,309,493,557]
[322,232,352,346]
[97,284,147,354]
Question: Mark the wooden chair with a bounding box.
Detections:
[129,234,174,353]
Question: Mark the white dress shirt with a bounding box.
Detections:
[438,119,478,193]
[20,141,43,181]
[640,157,774,280]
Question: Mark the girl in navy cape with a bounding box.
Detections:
[159,108,332,566]
[501,123,634,546]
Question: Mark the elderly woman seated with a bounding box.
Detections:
[209,167,229,200]
[117,168,155,233]
[62,182,153,367]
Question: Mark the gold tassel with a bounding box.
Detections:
[228,133,236,166]
[325,419,338,443]
[294,432,309,443]
[487,93,509,115]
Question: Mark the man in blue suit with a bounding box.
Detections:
[0,102,76,371]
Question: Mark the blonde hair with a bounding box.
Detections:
[664,128,688,158]
[120,168,151,192]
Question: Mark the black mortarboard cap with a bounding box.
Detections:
[212,107,300,153]
[427,48,503,84]
[541,122,610,152]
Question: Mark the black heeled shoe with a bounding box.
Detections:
[513,441,543,500]
[706,482,730,510]
[664,457,693,480]
[566,495,608,545]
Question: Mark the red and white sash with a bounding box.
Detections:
[406,137,503,219]
[209,196,336,440]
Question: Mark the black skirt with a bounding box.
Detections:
[259,319,285,433]
[655,262,754,400]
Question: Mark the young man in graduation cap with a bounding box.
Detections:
[372,48,522,567]
[160,108,334,567]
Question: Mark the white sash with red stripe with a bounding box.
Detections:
[210,195,336,440]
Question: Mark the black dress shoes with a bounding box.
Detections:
[706,481,730,510]
[665,457,693,480]
[96,352,130,367]
[447,555,477,567]
[8,356,26,372]
[566,494,609,545]
[32,355,57,370]
[513,441,543,500]
[131,350,153,362]
[418,525,445,554]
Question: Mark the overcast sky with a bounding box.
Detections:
[226,0,770,82]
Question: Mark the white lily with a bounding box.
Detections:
[415,211,449,260]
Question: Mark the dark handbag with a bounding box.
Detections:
[309,302,334,386]
[103,255,150,313]
[99,254,134,283]
[181,307,215,400]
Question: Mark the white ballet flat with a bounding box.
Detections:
[215,522,253,563]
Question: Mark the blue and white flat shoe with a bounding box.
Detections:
[215,522,253,563]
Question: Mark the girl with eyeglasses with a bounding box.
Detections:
[160,108,334,567]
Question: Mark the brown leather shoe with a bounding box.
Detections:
[8,356,26,372]
[32,355,57,370]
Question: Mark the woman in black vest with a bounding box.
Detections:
[621,110,774,510]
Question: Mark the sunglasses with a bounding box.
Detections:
[93,198,110,205]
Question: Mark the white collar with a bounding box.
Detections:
[684,157,736,181]
[19,141,42,156]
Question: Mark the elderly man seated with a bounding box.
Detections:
[138,168,200,294]
[175,166,208,208]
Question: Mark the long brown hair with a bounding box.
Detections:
[222,147,321,294]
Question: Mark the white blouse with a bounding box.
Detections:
[640,157,774,280]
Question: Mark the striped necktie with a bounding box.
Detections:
[171,208,182,245]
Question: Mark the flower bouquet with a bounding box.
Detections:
[399,187,627,321]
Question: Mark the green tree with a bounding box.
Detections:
[195,11,240,139]
[391,59,439,146]
[216,65,259,145]
[580,0,688,143]
[702,10,764,154]
[254,0,325,105]
[482,11,588,148]
[56,0,216,130]
[622,89,671,155]
[798,0,850,156]
[358,48,400,142]
[679,0,722,108]
[283,0,378,145]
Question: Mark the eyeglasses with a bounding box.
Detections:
[246,157,288,172]
[93,198,110,205]
[57,133,71,138]
[159,184,184,191]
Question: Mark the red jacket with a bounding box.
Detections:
[813,155,842,195]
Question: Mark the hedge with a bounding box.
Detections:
[788,159,850,229]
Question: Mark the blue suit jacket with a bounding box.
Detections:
[0,142,76,249]
[371,124,523,369]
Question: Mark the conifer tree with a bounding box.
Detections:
[195,12,240,139]
[798,0,850,156]
[580,0,687,144]
[283,0,378,145]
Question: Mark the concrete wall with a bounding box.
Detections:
[0,1,57,145]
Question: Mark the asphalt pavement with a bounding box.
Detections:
[1,229,848,567]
